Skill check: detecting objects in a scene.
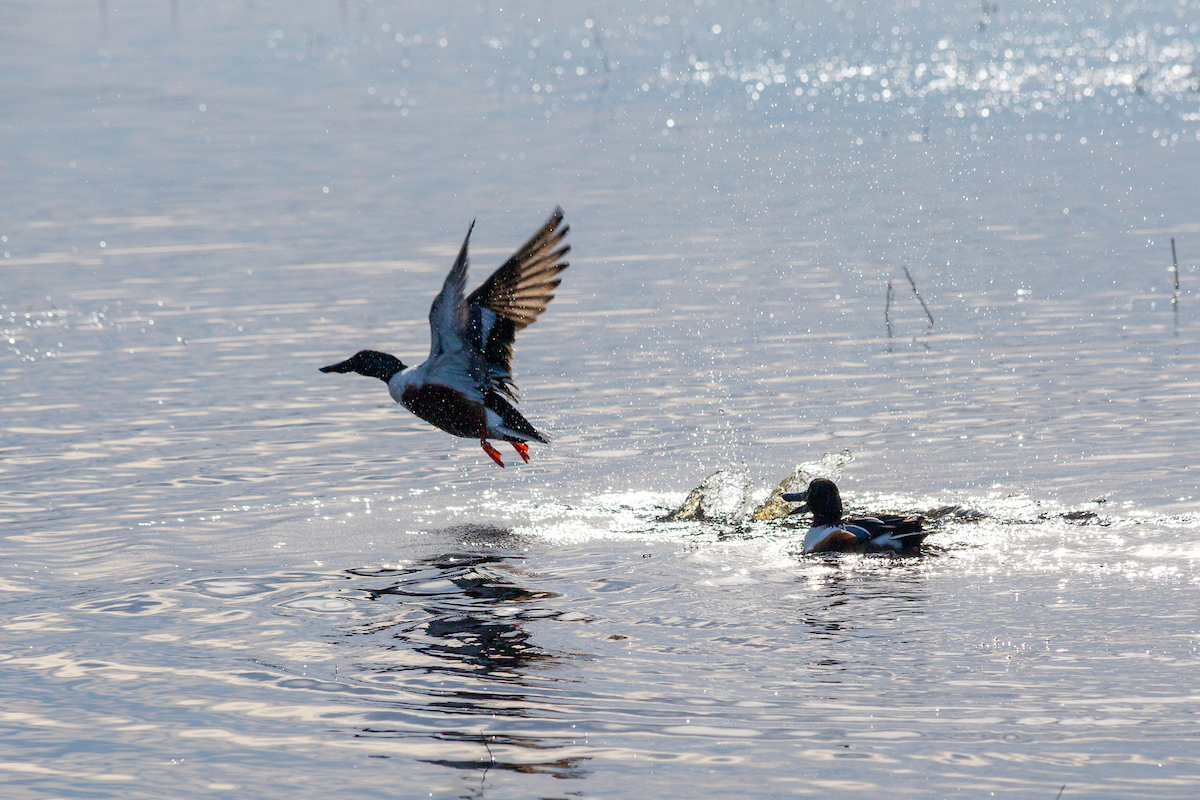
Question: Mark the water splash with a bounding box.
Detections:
[750,450,856,521]
[660,467,750,522]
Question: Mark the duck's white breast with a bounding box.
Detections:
[388,365,424,405]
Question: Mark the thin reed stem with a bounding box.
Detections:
[902,265,935,331]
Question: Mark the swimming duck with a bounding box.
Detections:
[782,478,928,555]
[320,208,569,467]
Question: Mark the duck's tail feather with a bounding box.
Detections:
[485,392,550,444]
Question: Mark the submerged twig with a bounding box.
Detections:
[902,265,936,332]
[590,19,614,128]
[885,279,895,338]
[1171,237,1180,304]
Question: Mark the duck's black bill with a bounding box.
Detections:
[781,492,809,503]
[319,359,354,373]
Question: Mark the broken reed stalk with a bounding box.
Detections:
[1054,785,1066,800]
[479,732,495,787]
[885,279,895,338]
[902,265,936,331]
[481,733,495,764]
[1171,237,1180,304]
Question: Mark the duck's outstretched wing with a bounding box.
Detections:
[466,207,570,401]
[428,221,474,359]
[469,207,570,330]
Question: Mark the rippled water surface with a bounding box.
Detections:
[3,1,1200,797]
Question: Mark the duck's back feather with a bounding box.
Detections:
[804,515,928,554]
[848,515,928,552]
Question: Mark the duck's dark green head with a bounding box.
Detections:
[803,478,844,527]
[783,478,844,527]
[320,350,405,383]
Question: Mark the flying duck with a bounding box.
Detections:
[320,208,569,467]
[783,478,929,555]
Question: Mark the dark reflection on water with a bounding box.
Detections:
[425,743,591,782]
[337,528,591,783]
[346,551,564,681]
[795,565,931,643]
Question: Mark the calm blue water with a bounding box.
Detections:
[3,1,1200,797]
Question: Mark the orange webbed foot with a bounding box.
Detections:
[511,441,530,463]
[480,438,505,467]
